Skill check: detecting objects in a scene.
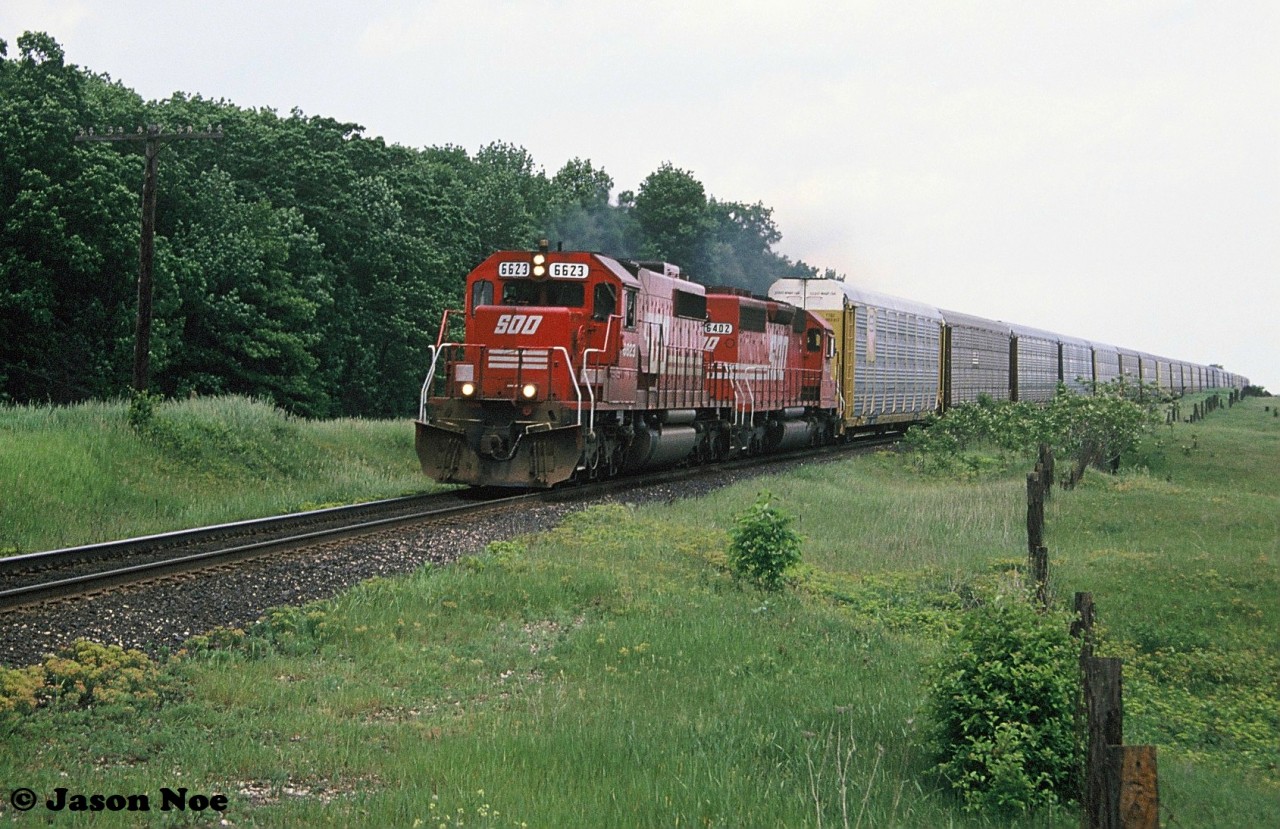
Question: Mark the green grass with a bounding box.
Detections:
[1,392,1276,826]
[1049,394,1280,789]
[0,396,437,552]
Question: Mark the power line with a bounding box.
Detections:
[74,124,223,392]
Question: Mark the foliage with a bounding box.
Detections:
[0,664,45,716]
[247,603,332,656]
[0,640,165,718]
[41,639,162,707]
[1,400,1277,826]
[904,382,1164,479]
[0,33,815,414]
[633,162,713,269]
[1119,642,1280,774]
[927,600,1079,815]
[0,395,433,553]
[126,388,158,431]
[727,491,803,591]
[1043,380,1164,478]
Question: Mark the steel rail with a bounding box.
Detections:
[0,492,470,577]
[0,491,539,611]
[0,435,899,612]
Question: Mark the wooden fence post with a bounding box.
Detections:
[1109,745,1159,829]
[1084,657,1123,828]
[1038,444,1055,497]
[1031,546,1049,610]
[1027,471,1045,555]
[1071,592,1095,656]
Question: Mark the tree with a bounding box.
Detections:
[0,33,138,402]
[545,158,640,255]
[551,157,613,209]
[467,142,552,255]
[154,169,330,414]
[632,163,711,270]
[324,174,450,417]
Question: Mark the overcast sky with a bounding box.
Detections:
[5,1,1277,388]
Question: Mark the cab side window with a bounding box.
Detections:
[593,283,617,321]
[471,280,494,314]
[624,289,637,329]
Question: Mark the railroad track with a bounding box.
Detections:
[0,490,537,611]
[0,435,898,613]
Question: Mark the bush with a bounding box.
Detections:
[127,389,159,431]
[728,492,802,591]
[928,600,1078,815]
[41,640,161,708]
[0,664,45,716]
[905,382,1163,480]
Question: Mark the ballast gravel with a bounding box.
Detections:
[0,465,796,668]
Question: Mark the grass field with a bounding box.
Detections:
[0,393,1276,826]
[0,396,436,553]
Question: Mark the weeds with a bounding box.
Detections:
[0,640,170,720]
[0,395,1275,826]
[904,381,1165,480]
[927,600,1078,816]
[729,491,803,591]
[0,395,434,551]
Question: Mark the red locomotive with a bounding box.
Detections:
[416,245,839,487]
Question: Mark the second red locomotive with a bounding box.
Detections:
[416,246,839,486]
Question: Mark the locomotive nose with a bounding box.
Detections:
[479,432,506,458]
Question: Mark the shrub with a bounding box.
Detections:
[0,664,45,716]
[928,600,1078,815]
[41,640,161,707]
[728,491,802,591]
[905,382,1163,480]
[127,389,159,431]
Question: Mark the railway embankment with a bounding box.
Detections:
[0,395,435,555]
[0,392,1275,826]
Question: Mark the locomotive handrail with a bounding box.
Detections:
[434,309,460,349]
[420,343,443,421]
[420,340,477,420]
[728,374,756,429]
[579,314,619,437]
[420,341,582,427]
[552,346,585,429]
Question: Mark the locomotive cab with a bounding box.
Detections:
[417,249,637,487]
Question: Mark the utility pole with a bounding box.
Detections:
[75,124,223,392]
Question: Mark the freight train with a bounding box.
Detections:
[415,245,1245,487]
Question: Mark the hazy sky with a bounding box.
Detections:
[5,1,1277,388]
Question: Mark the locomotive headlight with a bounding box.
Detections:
[533,253,546,266]
[460,382,476,397]
[521,383,538,399]
[532,253,547,278]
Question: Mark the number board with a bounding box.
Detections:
[549,262,589,279]
[704,322,734,335]
[497,261,530,278]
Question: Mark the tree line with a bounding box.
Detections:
[1,32,829,417]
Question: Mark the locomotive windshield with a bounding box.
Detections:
[501,280,585,308]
